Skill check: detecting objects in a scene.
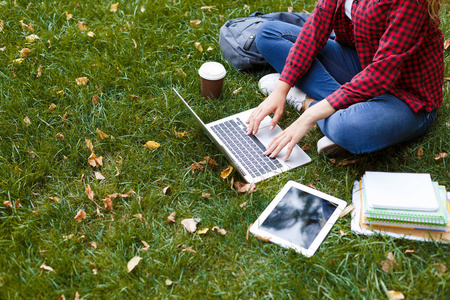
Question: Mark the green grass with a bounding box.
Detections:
[0,0,449,299]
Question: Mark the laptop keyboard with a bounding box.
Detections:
[210,118,283,178]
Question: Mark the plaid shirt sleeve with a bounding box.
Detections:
[280,0,443,112]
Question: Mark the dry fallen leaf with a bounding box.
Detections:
[163,186,170,195]
[96,128,109,139]
[141,240,150,251]
[133,214,144,222]
[202,156,218,166]
[102,198,113,210]
[232,87,242,95]
[88,241,97,249]
[48,103,57,111]
[85,139,94,152]
[181,245,196,253]
[85,185,94,201]
[74,292,80,300]
[56,133,64,139]
[339,230,347,236]
[23,116,31,126]
[201,5,216,11]
[387,290,405,300]
[65,11,73,20]
[337,157,365,166]
[434,152,448,161]
[144,141,160,150]
[26,34,39,43]
[201,192,211,199]
[140,6,145,12]
[220,166,233,179]
[190,20,201,27]
[339,204,355,218]
[444,40,450,50]
[380,252,398,273]
[194,42,203,53]
[165,279,173,286]
[36,64,42,77]
[94,171,105,180]
[92,95,99,105]
[181,218,198,233]
[0,19,4,33]
[77,21,87,31]
[404,249,414,254]
[19,48,31,57]
[212,226,227,235]
[167,211,176,223]
[255,235,271,242]
[233,181,257,194]
[190,162,204,172]
[417,146,423,159]
[174,129,187,138]
[88,152,103,167]
[48,196,61,203]
[435,263,447,276]
[127,256,142,273]
[4,201,12,208]
[75,77,88,86]
[198,228,209,235]
[40,263,55,272]
[74,209,86,222]
[110,3,119,12]
[87,31,95,38]
[288,6,294,12]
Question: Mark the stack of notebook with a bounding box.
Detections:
[359,172,450,232]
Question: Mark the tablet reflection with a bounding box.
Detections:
[260,187,337,249]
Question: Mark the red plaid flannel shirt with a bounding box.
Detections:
[280,0,444,113]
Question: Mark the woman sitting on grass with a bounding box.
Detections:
[246,0,445,159]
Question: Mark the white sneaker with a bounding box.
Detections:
[258,73,307,112]
[317,136,346,155]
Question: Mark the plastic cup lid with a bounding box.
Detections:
[198,62,226,80]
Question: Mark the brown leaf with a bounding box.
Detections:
[201,192,211,198]
[200,5,216,11]
[255,235,271,242]
[339,204,355,218]
[94,171,105,180]
[102,198,113,210]
[20,20,34,32]
[190,20,201,27]
[127,256,142,273]
[96,128,109,139]
[85,185,94,201]
[85,139,94,152]
[65,11,73,21]
[74,209,86,222]
[133,214,144,222]
[434,152,447,161]
[212,226,227,235]
[444,77,450,82]
[40,263,55,272]
[181,218,198,233]
[380,252,397,273]
[233,181,257,194]
[130,95,139,99]
[88,241,97,249]
[56,133,64,139]
[23,116,31,126]
[190,162,204,172]
[387,290,405,300]
[417,146,423,159]
[435,263,447,276]
[232,87,242,95]
[141,240,150,251]
[92,95,99,105]
[220,166,233,179]
[75,76,88,86]
[48,196,61,203]
[48,103,57,111]
[287,7,294,12]
[182,245,196,253]
[202,156,218,166]
[174,129,187,138]
[77,21,87,31]
[88,152,103,167]
[27,148,36,158]
[444,39,450,50]
[301,143,311,151]
[4,201,12,208]
[404,249,414,254]
[19,48,31,57]
[167,211,176,223]
[337,157,365,166]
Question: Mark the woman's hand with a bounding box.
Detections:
[265,99,336,160]
[246,80,291,135]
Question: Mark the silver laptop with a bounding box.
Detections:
[173,88,311,183]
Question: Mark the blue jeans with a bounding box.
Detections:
[255,21,437,154]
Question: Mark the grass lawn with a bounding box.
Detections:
[0,0,449,299]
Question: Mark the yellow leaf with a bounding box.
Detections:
[96,128,109,139]
[13,58,24,64]
[48,103,57,111]
[133,214,144,221]
[85,139,94,152]
[387,290,405,300]
[65,11,73,20]
[110,3,119,12]
[220,166,233,179]
[127,256,142,272]
[88,152,103,167]
[26,34,39,43]
[198,228,209,235]
[74,209,86,222]
[75,77,88,86]
[194,42,203,53]
[144,141,160,150]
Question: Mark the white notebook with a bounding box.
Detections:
[364,171,438,211]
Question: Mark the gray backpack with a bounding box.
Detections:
[219,12,311,71]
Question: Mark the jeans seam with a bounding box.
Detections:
[317,52,356,79]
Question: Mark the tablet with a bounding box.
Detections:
[250,181,347,257]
